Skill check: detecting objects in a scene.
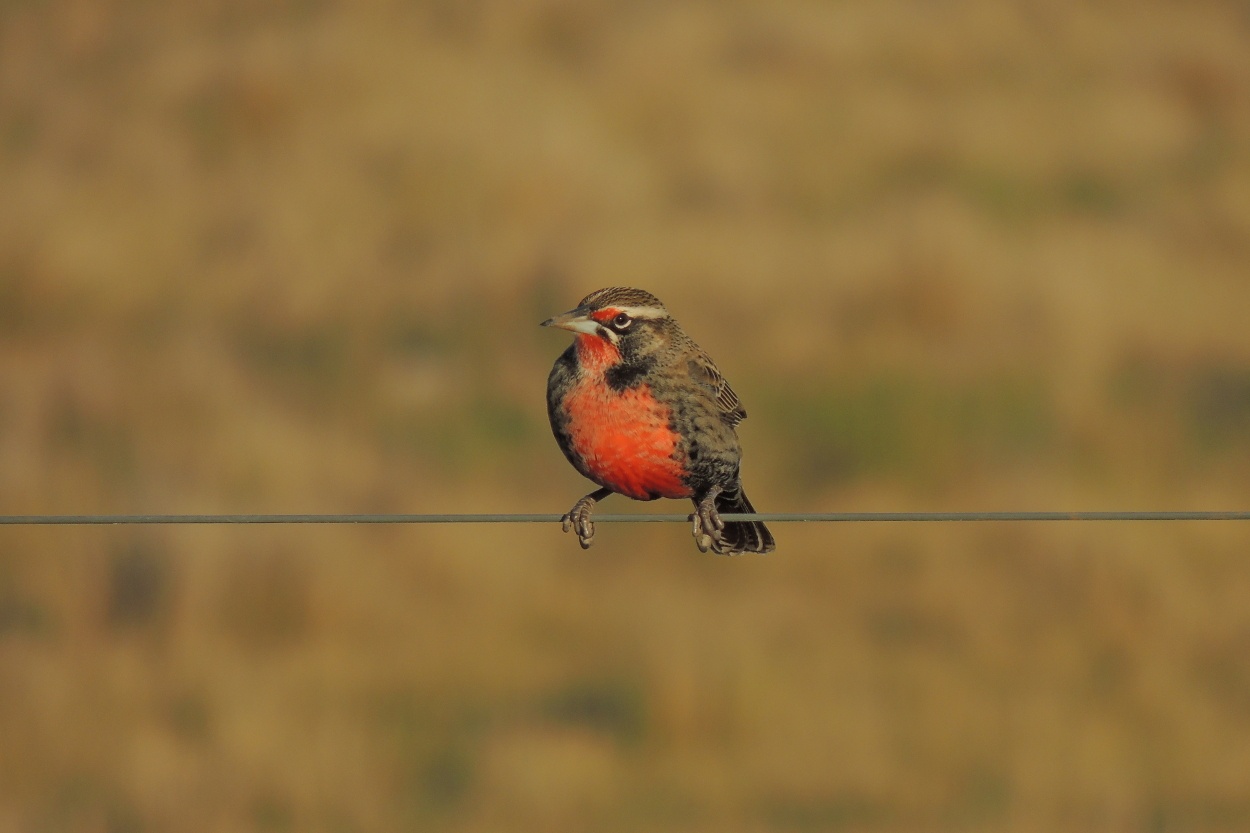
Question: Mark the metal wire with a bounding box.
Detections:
[0,511,1248,525]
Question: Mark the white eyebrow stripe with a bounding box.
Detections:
[610,305,667,319]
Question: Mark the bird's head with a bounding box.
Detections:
[541,287,673,360]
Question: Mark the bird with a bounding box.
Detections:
[542,287,775,555]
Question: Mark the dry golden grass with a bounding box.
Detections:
[3,1,1250,830]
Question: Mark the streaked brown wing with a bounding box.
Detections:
[687,353,747,427]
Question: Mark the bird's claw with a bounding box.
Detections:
[690,496,726,553]
[561,498,597,549]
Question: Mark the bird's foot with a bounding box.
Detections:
[561,496,599,549]
[690,488,726,553]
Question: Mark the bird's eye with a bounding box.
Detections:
[612,313,632,329]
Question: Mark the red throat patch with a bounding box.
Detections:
[573,333,620,370]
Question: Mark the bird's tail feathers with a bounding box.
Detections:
[712,485,775,555]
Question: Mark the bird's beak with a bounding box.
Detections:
[540,308,600,336]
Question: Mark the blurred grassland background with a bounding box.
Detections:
[3,0,1250,831]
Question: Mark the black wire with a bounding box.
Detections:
[0,511,1248,525]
